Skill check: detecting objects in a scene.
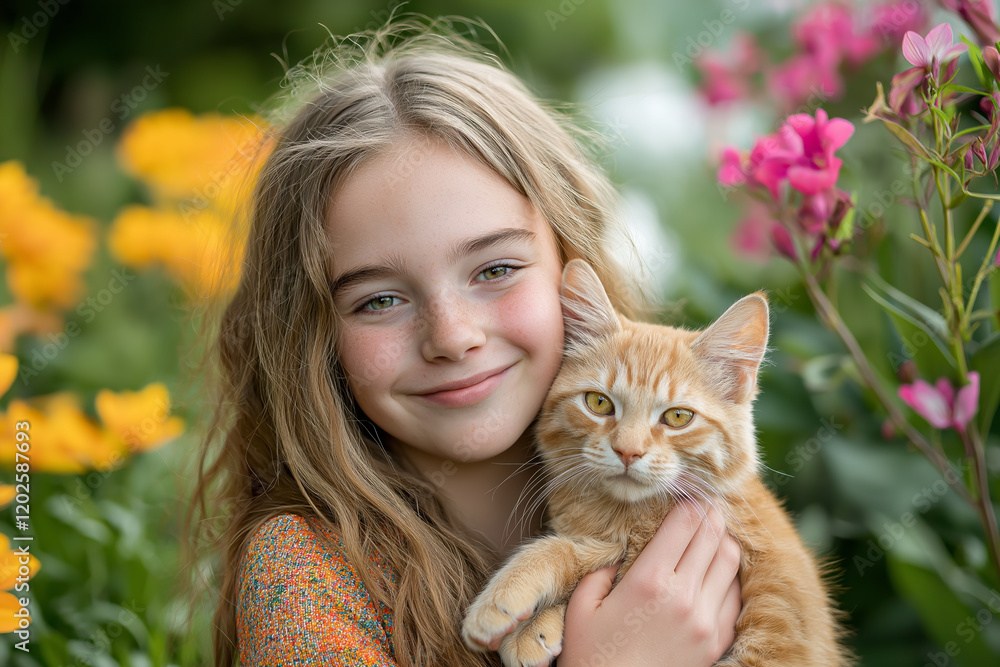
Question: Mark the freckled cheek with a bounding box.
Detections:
[494,283,565,367]
[337,326,411,396]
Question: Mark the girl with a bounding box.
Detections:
[185,15,742,667]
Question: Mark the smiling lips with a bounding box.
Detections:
[414,364,514,408]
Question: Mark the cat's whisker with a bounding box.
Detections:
[678,470,761,551]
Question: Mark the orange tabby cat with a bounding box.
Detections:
[461,259,849,666]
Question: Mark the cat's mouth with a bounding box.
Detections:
[607,470,647,485]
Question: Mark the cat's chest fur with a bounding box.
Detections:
[546,484,674,579]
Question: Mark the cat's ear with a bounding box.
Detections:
[691,292,770,403]
[561,259,621,346]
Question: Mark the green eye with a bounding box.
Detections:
[585,392,615,416]
[479,265,511,281]
[662,408,694,428]
[363,295,398,311]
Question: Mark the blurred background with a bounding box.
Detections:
[1,0,999,665]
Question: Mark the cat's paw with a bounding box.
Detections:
[462,590,536,652]
[498,604,565,667]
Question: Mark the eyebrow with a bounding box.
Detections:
[330,227,537,298]
[448,227,537,264]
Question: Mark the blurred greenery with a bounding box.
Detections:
[1,0,999,665]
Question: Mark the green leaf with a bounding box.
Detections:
[953,123,991,140]
[950,189,970,209]
[887,557,998,667]
[943,84,990,98]
[962,35,990,87]
[970,332,1000,435]
[926,157,965,186]
[879,118,934,159]
[992,268,1000,331]
[862,277,956,380]
[863,271,952,340]
[834,191,857,242]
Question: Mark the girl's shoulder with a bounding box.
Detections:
[242,512,344,563]
[237,513,398,666]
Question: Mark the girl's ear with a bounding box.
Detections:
[691,292,770,403]
[561,259,621,346]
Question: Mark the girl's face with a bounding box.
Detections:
[327,137,566,465]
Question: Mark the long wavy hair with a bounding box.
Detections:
[181,14,648,667]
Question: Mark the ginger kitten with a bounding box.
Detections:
[462,259,848,666]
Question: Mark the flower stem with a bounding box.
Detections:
[963,213,1000,334]
[798,267,973,507]
[963,426,1000,579]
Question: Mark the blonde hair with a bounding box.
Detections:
[182,14,643,667]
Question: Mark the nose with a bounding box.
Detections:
[611,421,646,470]
[420,291,487,362]
[613,446,643,470]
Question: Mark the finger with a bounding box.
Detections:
[629,501,706,577]
[675,504,727,582]
[716,575,742,653]
[567,564,618,614]
[700,532,741,603]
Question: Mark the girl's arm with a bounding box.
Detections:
[237,514,399,667]
[558,501,741,666]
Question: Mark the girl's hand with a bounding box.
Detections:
[558,501,741,667]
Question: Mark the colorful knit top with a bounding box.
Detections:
[237,513,399,666]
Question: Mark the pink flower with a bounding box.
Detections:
[902,23,968,80]
[767,53,844,111]
[888,65,931,117]
[794,2,880,68]
[985,46,1000,82]
[898,372,980,433]
[753,109,855,199]
[888,24,966,118]
[871,1,930,46]
[718,147,750,187]
[771,224,797,260]
[938,0,1000,47]
[696,33,762,106]
[731,201,780,262]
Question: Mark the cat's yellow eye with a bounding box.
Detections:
[662,408,694,428]
[584,392,615,416]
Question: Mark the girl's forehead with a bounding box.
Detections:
[324,136,554,265]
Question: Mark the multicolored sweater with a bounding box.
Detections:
[237,513,399,666]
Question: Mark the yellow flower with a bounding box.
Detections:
[108,205,243,297]
[0,534,40,589]
[0,305,64,354]
[96,382,184,454]
[116,108,269,214]
[0,354,16,397]
[0,161,97,309]
[0,395,126,473]
[0,592,27,633]
[0,533,40,632]
[0,485,14,508]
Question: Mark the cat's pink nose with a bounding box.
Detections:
[614,449,643,468]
